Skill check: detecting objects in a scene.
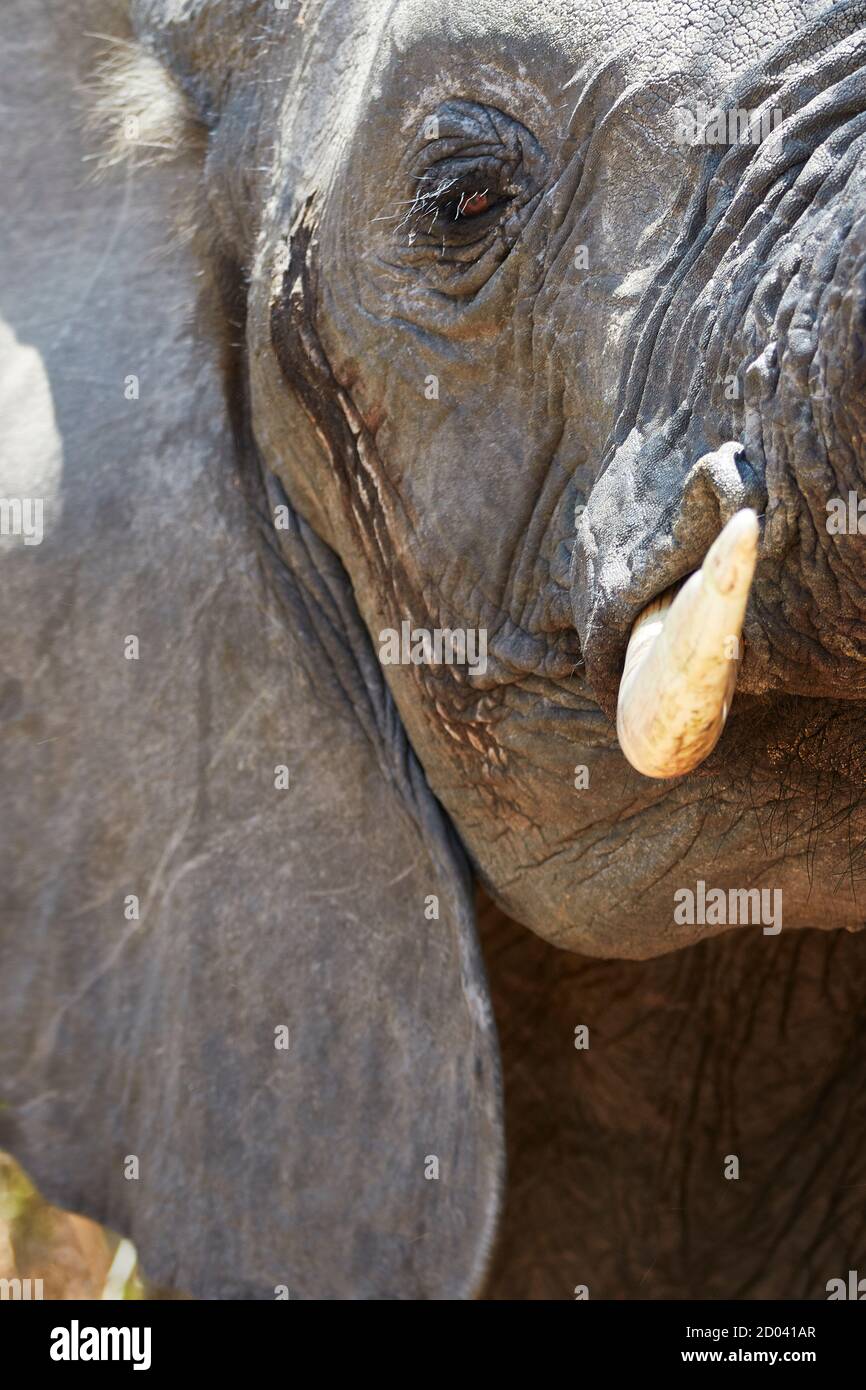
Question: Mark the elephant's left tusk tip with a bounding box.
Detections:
[616,508,759,779]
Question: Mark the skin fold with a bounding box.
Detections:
[0,0,864,1298]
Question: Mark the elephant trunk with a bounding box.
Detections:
[572,21,866,772]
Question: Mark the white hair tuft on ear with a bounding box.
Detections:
[83,33,207,176]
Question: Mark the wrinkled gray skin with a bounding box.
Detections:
[1,0,866,1299]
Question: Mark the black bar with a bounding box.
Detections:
[3,1298,862,1374]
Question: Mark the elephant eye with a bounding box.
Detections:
[397,165,516,247]
[441,188,496,220]
[459,191,490,217]
[381,101,547,275]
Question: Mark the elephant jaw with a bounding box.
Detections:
[616,509,758,779]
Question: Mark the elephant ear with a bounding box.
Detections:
[0,2,502,1298]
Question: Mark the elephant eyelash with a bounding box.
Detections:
[379,172,513,249]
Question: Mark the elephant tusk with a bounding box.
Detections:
[616,508,759,779]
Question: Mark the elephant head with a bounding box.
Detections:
[2,0,866,1298]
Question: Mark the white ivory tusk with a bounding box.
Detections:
[616,508,759,778]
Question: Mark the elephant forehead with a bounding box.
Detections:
[204,0,838,208]
[380,0,826,90]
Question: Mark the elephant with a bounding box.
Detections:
[2,0,866,1300]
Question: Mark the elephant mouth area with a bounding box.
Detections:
[709,694,866,788]
[574,448,866,781]
[608,586,866,789]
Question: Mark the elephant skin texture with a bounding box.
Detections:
[1,0,866,1300]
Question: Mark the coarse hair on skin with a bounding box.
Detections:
[82,30,207,178]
